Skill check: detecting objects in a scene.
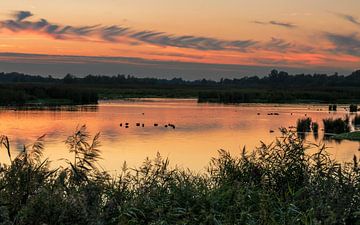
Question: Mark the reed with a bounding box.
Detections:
[0,127,359,224]
[296,117,312,132]
[312,122,319,133]
[323,118,350,134]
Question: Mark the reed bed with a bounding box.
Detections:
[323,117,350,134]
[296,117,312,132]
[0,126,359,224]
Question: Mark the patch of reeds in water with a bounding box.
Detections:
[323,117,350,134]
[296,117,312,132]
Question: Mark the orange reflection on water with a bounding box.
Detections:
[0,99,359,172]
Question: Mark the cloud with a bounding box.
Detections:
[324,32,360,56]
[0,52,346,79]
[0,10,257,52]
[130,31,257,51]
[14,11,33,21]
[335,13,360,27]
[0,10,320,57]
[253,20,297,29]
[0,12,100,39]
[262,38,293,52]
[100,25,130,41]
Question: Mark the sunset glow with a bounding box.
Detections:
[1,0,360,78]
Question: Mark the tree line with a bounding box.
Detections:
[1,69,360,104]
[1,69,360,88]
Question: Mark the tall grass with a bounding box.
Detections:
[296,117,312,132]
[312,122,319,133]
[0,127,359,224]
[323,118,350,134]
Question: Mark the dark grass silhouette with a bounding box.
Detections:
[296,117,312,132]
[323,118,350,134]
[0,126,359,224]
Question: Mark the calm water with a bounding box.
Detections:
[0,99,359,172]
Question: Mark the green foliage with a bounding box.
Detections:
[0,127,359,224]
[65,125,102,182]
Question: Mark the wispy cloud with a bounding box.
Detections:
[324,32,360,56]
[1,11,100,38]
[0,10,257,52]
[14,10,33,21]
[0,52,345,79]
[252,20,297,29]
[334,13,360,27]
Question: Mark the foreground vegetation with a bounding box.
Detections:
[0,126,359,224]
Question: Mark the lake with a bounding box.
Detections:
[0,99,359,172]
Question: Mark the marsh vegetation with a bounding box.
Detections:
[0,126,359,224]
[323,117,351,134]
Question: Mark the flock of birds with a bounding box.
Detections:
[118,108,327,132]
[120,122,176,129]
[119,112,176,129]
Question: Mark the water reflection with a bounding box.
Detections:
[1,105,98,112]
[0,99,359,172]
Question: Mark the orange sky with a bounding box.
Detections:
[0,0,359,78]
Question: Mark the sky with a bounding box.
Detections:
[0,0,359,79]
